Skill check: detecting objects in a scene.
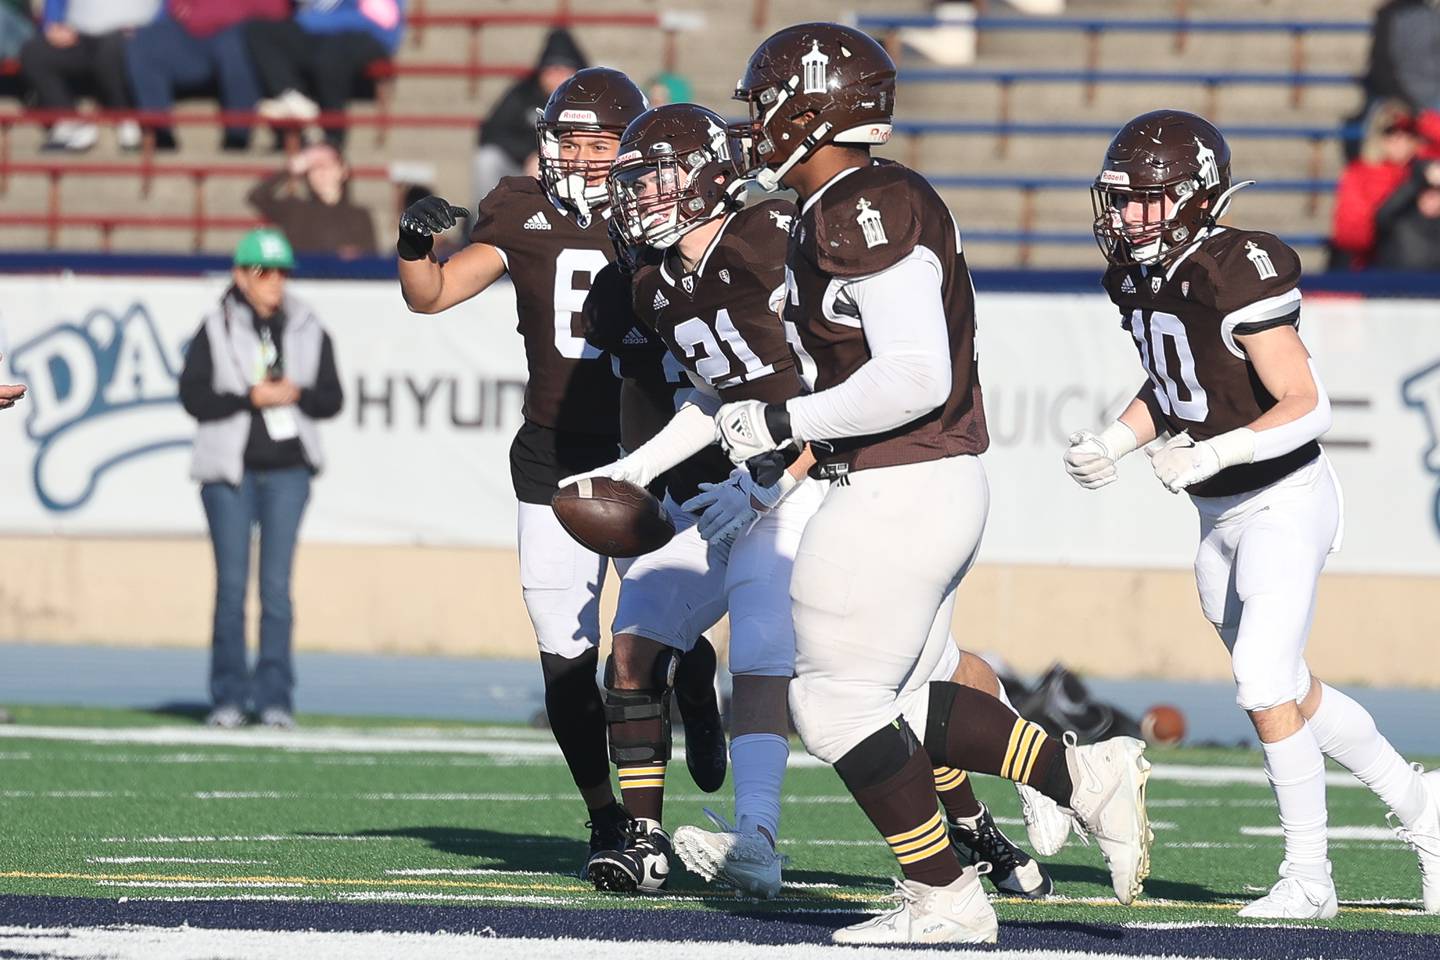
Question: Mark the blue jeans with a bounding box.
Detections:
[125,17,263,143]
[200,467,311,713]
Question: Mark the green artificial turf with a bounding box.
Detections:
[2,704,1437,934]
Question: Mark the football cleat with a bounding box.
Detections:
[673,808,785,899]
[581,803,630,878]
[674,636,727,793]
[948,802,1053,899]
[1390,765,1440,913]
[586,816,671,894]
[1237,861,1338,919]
[1016,780,1073,858]
[1064,733,1153,905]
[832,870,998,945]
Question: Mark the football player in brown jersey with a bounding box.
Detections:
[1069,109,1440,919]
[559,102,822,897]
[719,23,1154,943]
[393,67,726,877]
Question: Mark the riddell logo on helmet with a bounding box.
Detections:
[1099,170,1130,186]
[558,109,598,124]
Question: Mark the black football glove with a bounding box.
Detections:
[397,195,470,261]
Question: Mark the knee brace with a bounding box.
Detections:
[603,648,678,766]
[921,680,960,766]
[832,718,921,792]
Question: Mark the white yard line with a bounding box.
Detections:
[0,928,1247,960]
[0,725,1372,790]
[88,857,270,865]
[94,881,307,889]
[1240,825,1402,841]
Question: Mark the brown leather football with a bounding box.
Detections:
[551,477,675,558]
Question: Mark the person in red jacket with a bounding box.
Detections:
[124,0,289,151]
[1331,100,1435,269]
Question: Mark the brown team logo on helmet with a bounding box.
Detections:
[608,103,746,250]
[536,67,649,222]
[1091,109,1250,267]
[731,22,896,191]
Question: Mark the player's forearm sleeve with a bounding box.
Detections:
[625,391,720,476]
[1209,360,1332,469]
[785,253,952,442]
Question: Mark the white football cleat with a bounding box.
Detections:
[1064,733,1153,905]
[1238,861,1338,919]
[673,809,784,899]
[1391,765,1440,914]
[832,870,998,945]
[1017,780,1072,857]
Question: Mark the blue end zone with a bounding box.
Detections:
[2,896,1437,958]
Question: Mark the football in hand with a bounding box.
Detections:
[552,477,675,558]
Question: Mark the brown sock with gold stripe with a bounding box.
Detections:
[617,764,666,822]
[924,681,1073,804]
[849,746,963,886]
[932,766,983,821]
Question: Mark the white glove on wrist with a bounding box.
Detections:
[1148,428,1254,494]
[715,399,786,465]
[1063,420,1139,490]
[681,467,798,544]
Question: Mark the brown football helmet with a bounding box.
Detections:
[1091,109,1248,266]
[731,22,896,191]
[608,103,745,250]
[536,67,648,221]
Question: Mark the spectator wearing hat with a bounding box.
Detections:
[1331,100,1428,270]
[247,142,377,257]
[471,27,586,208]
[178,228,344,729]
[19,0,161,152]
[248,0,407,148]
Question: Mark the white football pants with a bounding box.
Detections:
[516,501,610,659]
[788,454,989,764]
[1192,454,1343,712]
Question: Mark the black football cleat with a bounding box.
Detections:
[586,816,672,893]
[674,636,727,793]
[582,802,630,878]
[949,802,1054,899]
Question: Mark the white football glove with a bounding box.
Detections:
[715,399,788,465]
[1062,421,1139,490]
[558,454,653,492]
[1147,432,1222,494]
[680,467,797,544]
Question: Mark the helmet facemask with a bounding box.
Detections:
[610,155,734,250]
[537,123,622,224]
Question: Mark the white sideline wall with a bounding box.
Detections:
[1,277,1438,684]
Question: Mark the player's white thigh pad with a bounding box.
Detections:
[724,516,802,678]
[517,502,606,657]
[897,589,962,743]
[611,519,728,652]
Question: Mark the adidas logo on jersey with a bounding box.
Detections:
[622,327,649,346]
[523,211,552,231]
[653,290,669,310]
[1120,274,1136,294]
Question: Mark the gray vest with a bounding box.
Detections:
[189,290,328,485]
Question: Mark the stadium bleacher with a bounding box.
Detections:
[0,0,1385,270]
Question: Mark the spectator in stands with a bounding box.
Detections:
[1374,157,1440,270]
[19,0,159,152]
[471,27,585,208]
[125,0,288,151]
[1364,1,1440,114]
[248,0,406,148]
[247,142,377,257]
[1331,101,1426,270]
[0,0,35,61]
[0,353,24,411]
[179,228,344,730]
[645,71,693,108]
